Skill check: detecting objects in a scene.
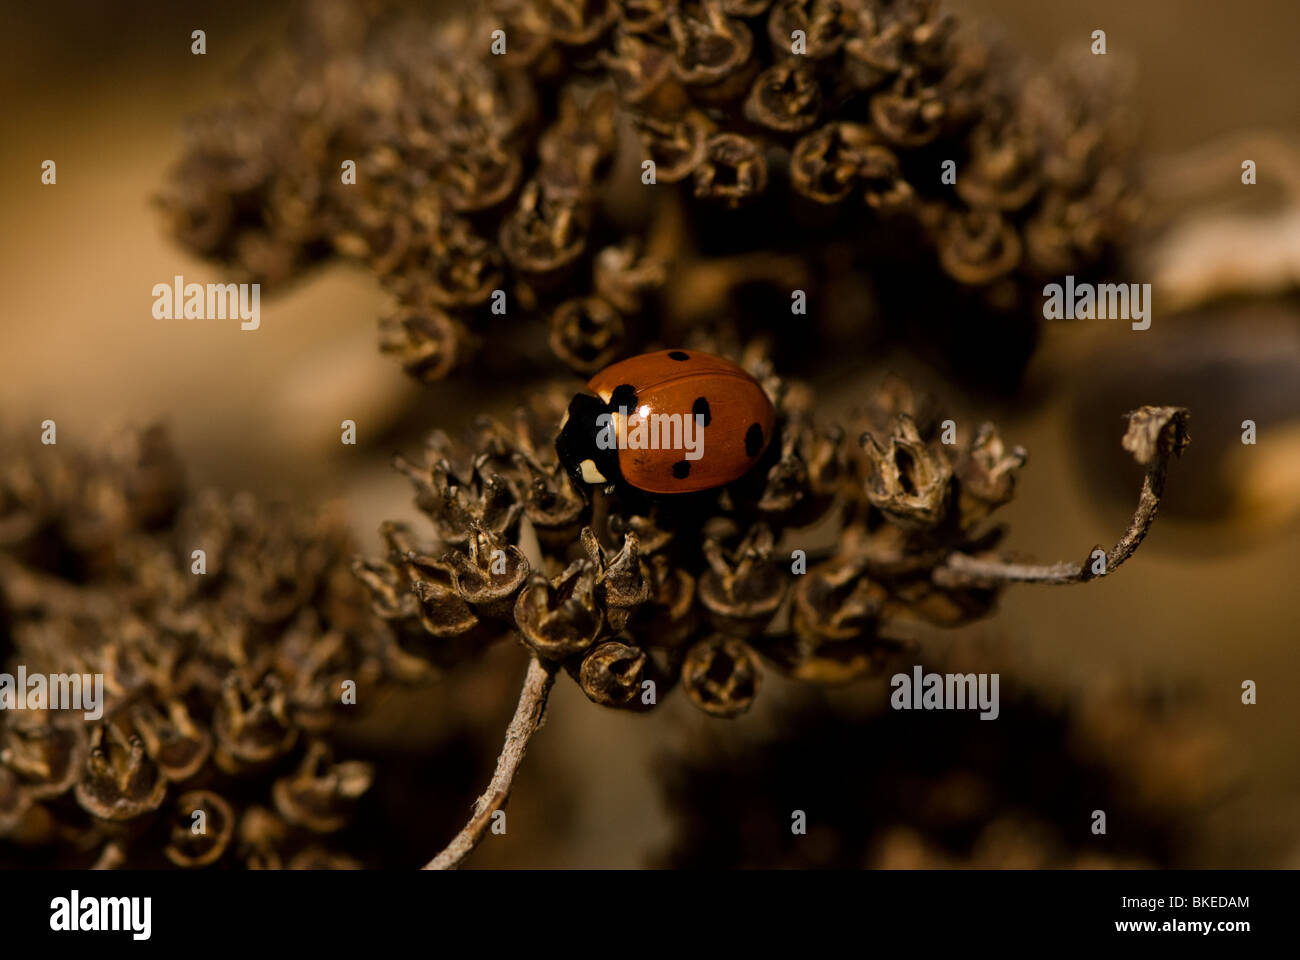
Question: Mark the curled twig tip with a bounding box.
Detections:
[933,405,1190,588]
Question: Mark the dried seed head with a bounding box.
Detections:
[681,635,761,717]
[549,296,627,374]
[214,674,298,769]
[955,422,1028,529]
[745,61,822,134]
[165,790,235,868]
[160,0,1138,385]
[131,699,211,782]
[694,133,768,207]
[272,741,374,834]
[514,563,605,660]
[579,640,647,706]
[76,724,167,822]
[861,414,953,529]
[582,528,652,630]
[442,524,531,619]
[698,525,787,635]
[934,207,1023,285]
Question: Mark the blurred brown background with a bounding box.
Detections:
[1,0,1297,866]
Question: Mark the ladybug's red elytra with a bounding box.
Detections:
[556,349,776,495]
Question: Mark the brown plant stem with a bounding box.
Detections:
[932,406,1190,588]
[423,653,556,870]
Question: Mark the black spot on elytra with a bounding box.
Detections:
[672,460,691,479]
[668,351,689,361]
[610,383,638,411]
[692,397,711,426]
[744,423,764,458]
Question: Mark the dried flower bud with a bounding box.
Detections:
[237,806,288,870]
[417,218,506,309]
[681,635,760,717]
[601,30,677,106]
[579,640,647,706]
[955,422,1027,529]
[633,112,714,183]
[442,524,530,619]
[1,426,394,867]
[378,304,473,384]
[934,207,1023,285]
[698,525,786,635]
[164,790,235,868]
[0,715,85,800]
[634,555,697,648]
[214,674,298,770]
[549,296,626,374]
[539,84,621,195]
[441,137,523,213]
[668,2,756,98]
[392,457,521,548]
[956,119,1042,211]
[768,0,855,62]
[582,528,652,631]
[519,463,588,547]
[755,426,811,517]
[272,741,374,833]
[778,558,895,683]
[870,75,947,148]
[500,179,589,282]
[593,241,668,314]
[76,724,167,821]
[861,414,952,529]
[745,61,822,133]
[694,133,768,207]
[791,122,878,204]
[131,699,211,782]
[514,562,605,659]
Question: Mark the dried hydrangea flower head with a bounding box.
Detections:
[355,337,1186,867]
[0,427,402,868]
[160,0,1138,388]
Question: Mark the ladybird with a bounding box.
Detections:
[556,349,776,495]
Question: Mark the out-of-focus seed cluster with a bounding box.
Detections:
[357,338,1029,716]
[160,0,1137,386]
[0,427,400,868]
[658,642,1225,868]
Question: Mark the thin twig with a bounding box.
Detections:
[933,406,1190,588]
[423,654,556,870]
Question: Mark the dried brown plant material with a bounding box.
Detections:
[745,61,823,133]
[161,0,1138,385]
[272,742,374,833]
[76,724,168,822]
[0,427,399,868]
[549,296,627,374]
[681,635,761,717]
[694,133,769,207]
[369,350,1186,868]
[164,791,235,868]
[579,640,647,706]
[861,414,953,529]
[130,700,211,782]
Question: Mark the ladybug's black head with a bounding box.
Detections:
[556,392,622,492]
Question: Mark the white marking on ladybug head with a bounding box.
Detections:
[579,459,607,484]
[559,409,570,430]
